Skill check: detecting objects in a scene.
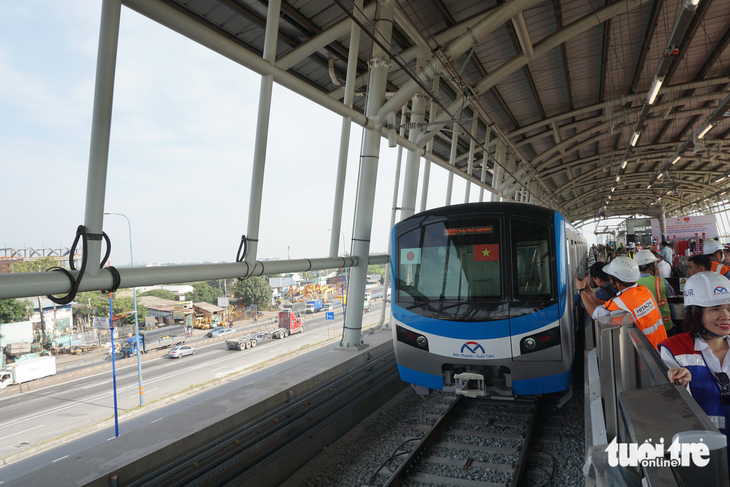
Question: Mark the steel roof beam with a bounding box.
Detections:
[627,0,665,97]
[508,76,730,138]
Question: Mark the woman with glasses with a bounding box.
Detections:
[659,272,730,451]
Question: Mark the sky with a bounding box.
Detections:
[0,1,597,268]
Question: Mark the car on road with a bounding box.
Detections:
[207,327,236,338]
[168,345,196,358]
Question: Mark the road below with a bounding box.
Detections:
[0,294,390,483]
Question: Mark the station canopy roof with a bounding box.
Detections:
[129,0,730,225]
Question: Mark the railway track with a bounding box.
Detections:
[129,350,399,487]
[373,395,544,487]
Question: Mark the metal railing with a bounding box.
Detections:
[585,311,729,486]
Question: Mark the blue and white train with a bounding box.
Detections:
[391,202,587,398]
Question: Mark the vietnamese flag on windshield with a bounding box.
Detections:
[474,244,499,261]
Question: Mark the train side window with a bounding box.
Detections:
[511,219,553,299]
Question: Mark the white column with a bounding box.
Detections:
[83,0,122,275]
[340,0,394,350]
[464,117,479,203]
[245,0,281,263]
[419,76,439,213]
[329,0,363,258]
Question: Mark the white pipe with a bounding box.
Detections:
[445,120,459,205]
[245,0,281,263]
[376,0,541,122]
[400,91,427,219]
[276,3,376,71]
[328,9,494,100]
[464,117,479,203]
[419,76,440,212]
[329,0,363,258]
[0,256,388,300]
[479,123,491,202]
[341,1,394,350]
[84,0,122,275]
[512,12,534,57]
[122,0,370,129]
[372,104,408,334]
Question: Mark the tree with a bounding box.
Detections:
[111,296,149,326]
[139,289,176,300]
[11,256,63,273]
[231,277,272,310]
[186,282,222,305]
[0,299,32,324]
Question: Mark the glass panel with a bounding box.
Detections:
[397,218,501,303]
[512,219,553,299]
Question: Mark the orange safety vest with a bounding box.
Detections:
[710,260,730,277]
[604,285,667,349]
[637,275,673,331]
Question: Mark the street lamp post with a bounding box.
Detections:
[104,212,144,407]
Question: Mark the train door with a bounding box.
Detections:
[508,217,561,362]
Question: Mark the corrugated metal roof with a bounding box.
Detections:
[157,0,730,222]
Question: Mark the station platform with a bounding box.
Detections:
[5,329,401,487]
[582,311,729,486]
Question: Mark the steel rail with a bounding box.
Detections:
[510,397,541,487]
[129,350,394,487]
[382,394,464,486]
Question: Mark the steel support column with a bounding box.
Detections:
[245,0,281,263]
[479,123,491,202]
[340,0,394,350]
[400,90,427,219]
[445,121,459,205]
[464,117,479,203]
[419,77,439,213]
[84,0,122,275]
[491,141,505,202]
[329,0,363,258]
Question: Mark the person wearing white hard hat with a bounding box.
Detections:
[659,271,730,464]
[576,256,667,349]
[626,242,636,259]
[704,239,730,279]
[634,250,677,335]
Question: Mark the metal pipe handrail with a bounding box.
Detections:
[0,254,389,300]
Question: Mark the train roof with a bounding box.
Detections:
[399,202,558,225]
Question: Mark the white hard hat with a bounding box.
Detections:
[633,249,657,266]
[603,256,641,282]
[683,271,730,307]
[627,242,635,248]
[704,240,725,256]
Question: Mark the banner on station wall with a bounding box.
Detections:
[651,215,718,241]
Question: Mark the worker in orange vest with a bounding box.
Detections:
[577,256,667,349]
[704,240,730,279]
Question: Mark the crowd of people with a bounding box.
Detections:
[579,237,730,465]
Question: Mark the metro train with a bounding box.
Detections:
[391,202,587,399]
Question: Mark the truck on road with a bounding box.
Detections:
[0,356,57,389]
[363,301,371,313]
[226,311,304,351]
[305,299,322,313]
[121,325,186,358]
[283,302,305,316]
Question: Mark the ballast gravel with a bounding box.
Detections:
[294,362,586,487]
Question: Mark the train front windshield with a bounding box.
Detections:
[396,217,554,313]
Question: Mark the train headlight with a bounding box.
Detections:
[396,325,430,351]
[520,326,561,355]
